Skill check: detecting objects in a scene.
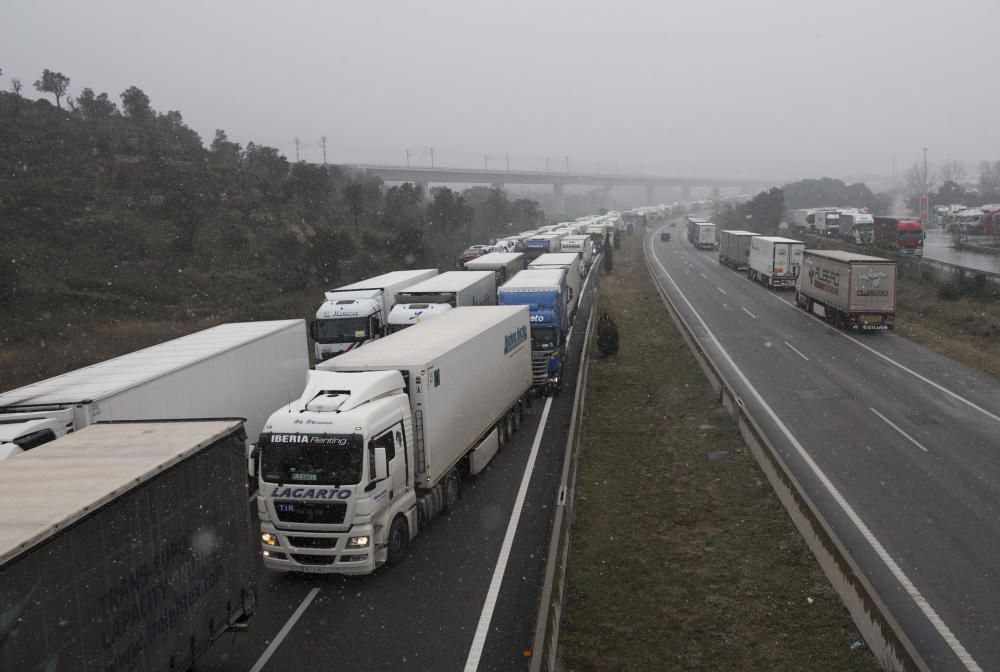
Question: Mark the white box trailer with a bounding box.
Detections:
[560,235,594,268]
[387,270,496,332]
[464,252,525,287]
[0,321,308,459]
[796,250,896,331]
[748,236,805,289]
[256,307,532,573]
[529,252,585,322]
[692,222,717,249]
[0,420,255,671]
[718,230,759,270]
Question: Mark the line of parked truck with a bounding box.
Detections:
[0,207,626,670]
[672,219,897,332]
[786,207,926,256]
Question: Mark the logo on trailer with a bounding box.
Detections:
[504,325,529,353]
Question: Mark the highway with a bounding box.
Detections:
[198,259,602,672]
[646,222,1000,672]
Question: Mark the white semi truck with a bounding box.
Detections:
[796,250,896,331]
[0,321,308,460]
[560,234,595,269]
[387,270,496,332]
[747,236,805,289]
[838,210,875,244]
[254,306,532,574]
[463,252,525,290]
[311,269,437,360]
[529,252,585,323]
[0,420,256,671]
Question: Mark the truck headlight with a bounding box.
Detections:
[261,533,278,546]
[347,535,370,548]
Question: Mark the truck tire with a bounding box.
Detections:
[443,470,461,513]
[387,515,409,566]
[497,420,507,449]
[505,412,515,439]
[513,403,522,431]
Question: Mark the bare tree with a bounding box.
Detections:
[33,69,70,108]
[10,78,22,116]
[939,160,966,185]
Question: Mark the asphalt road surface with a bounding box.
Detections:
[198,254,605,672]
[647,222,1000,672]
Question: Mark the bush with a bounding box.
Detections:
[937,283,961,301]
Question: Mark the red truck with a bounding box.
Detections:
[873,216,925,257]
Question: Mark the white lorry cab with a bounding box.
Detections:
[387,270,496,332]
[311,269,437,360]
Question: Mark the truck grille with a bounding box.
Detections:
[289,536,338,549]
[291,553,337,565]
[531,352,549,384]
[274,500,347,524]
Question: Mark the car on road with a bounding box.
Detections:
[660,232,671,241]
[458,244,491,265]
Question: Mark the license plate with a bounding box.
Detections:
[297,564,330,574]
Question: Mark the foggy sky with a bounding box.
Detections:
[3,0,998,182]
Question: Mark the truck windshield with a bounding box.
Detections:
[531,327,558,351]
[899,232,924,240]
[260,434,363,485]
[314,317,370,343]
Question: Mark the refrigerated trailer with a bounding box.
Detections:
[718,230,758,270]
[255,306,533,574]
[0,420,256,672]
[747,236,805,289]
[464,252,525,287]
[796,250,896,331]
[0,321,308,459]
[529,252,584,323]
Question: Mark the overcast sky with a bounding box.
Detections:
[3,0,998,181]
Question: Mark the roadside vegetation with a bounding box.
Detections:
[560,232,878,671]
[0,72,547,390]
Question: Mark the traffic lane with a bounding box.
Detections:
[476,254,603,670]
[215,260,603,672]
[197,399,552,672]
[648,230,1000,668]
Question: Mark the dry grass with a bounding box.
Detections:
[559,233,879,671]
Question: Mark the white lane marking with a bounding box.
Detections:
[249,587,320,672]
[772,294,1000,425]
[869,407,929,453]
[647,238,983,672]
[784,341,810,361]
[717,286,727,295]
[465,396,554,671]
[699,273,708,279]
[742,307,758,319]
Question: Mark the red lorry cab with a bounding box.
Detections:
[873,216,924,256]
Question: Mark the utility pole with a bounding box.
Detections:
[294,137,301,162]
[406,149,411,168]
[430,147,434,168]
[505,153,510,172]
[484,154,488,171]
[923,147,928,190]
[320,136,327,165]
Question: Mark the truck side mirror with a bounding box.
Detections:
[247,444,259,478]
[374,446,388,480]
[309,320,317,340]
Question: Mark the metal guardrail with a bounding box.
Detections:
[528,288,599,672]
[640,232,927,672]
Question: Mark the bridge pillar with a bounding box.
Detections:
[681,184,691,201]
[645,183,655,205]
[553,183,564,213]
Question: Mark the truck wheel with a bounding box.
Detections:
[443,470,461,513]
[387,515,409,566]
[505,412,515,438]
[497,420,507,449]
[513,404,522,431]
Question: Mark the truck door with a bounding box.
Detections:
[372,426,406,499]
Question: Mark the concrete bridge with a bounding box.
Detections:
[336,163,775,210]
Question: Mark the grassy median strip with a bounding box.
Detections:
[559,233,879,671]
